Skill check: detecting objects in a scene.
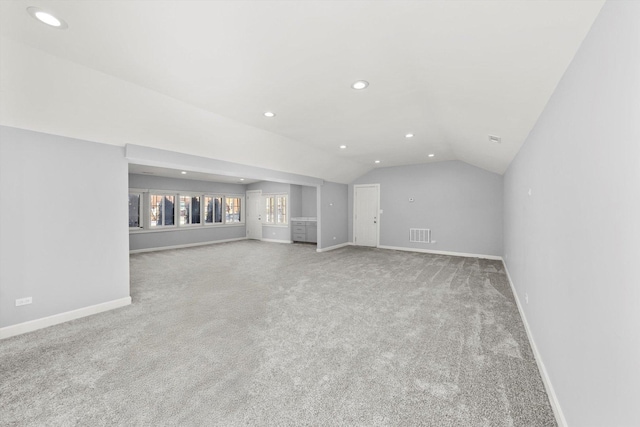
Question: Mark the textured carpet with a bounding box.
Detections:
[0,241,556,426]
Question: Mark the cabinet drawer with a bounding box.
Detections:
[292,221,306,226]
[293,233,306,241]
[293,225,306,233]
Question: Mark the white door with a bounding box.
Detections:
[246,190,262,240]
[354,184,379,247]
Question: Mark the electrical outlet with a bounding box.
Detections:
[525,293,529,304]
[16,297,32,307]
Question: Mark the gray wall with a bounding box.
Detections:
[318,182,348,250]
[290,185,303,219]
[130,174,246,195]
[301,186,317,217]
[0,126,130,328]
[128,174,246,251]
[503,2,639,425]
[349,161,503,256]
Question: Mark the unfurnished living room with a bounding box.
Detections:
[0,1,638,426]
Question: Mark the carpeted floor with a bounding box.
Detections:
[0,240,556,426]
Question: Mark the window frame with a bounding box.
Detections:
[264,193,289,226]
[128,190,143,230]
[203,194,225,225]
[129,189,245,232]
[224,195,245,225]
[178,194,202,227]
[149,192,177,228]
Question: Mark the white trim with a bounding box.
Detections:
[260,238,292,244]
[0,297,132,340]
[377,244,502,260]
[353,183,380,247]
[129,223,245,234]
[503,263,566,427]
[129,237,247,254]
[316,242,352,253]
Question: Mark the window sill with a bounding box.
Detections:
[129,223,245,234]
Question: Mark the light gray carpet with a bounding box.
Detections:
[0,241,556,426]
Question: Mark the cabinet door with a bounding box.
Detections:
[305,223,317,243]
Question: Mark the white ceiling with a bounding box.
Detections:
[0,1,604,183]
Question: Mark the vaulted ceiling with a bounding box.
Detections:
[0,1,604,183]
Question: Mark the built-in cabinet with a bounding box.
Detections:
[292,218,317,243]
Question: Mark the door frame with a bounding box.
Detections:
[353,183,380,247]
[245,190,262,240]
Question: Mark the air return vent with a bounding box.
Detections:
[410,228,431,243]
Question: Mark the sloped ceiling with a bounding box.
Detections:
[0,1,604,183]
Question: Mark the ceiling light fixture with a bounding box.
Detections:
[374,160,381,164]
[181,171,187,174]
[428,154,435,158]
[264,111,276,118]
[27,7,68,29]
[339,145,347,149]
[405,133,414,139]
[489,134,502,143]
[352,80,369,90]
[240,178,245,181]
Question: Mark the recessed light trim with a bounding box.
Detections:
[339,145,347,149]
[352,80,369,90]
[264,111,276,118]
[405,133,414,139]
[27,7,68,29]
[428,154,435,158]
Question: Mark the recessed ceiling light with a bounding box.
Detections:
[428,154,435,158]
[27,7,68,29]
[405,133,414,139]
[352,80,369,90]
[374,160,381,164]
[240,178,245,181]
[264,111,276,118]
[181,171,187,174]
[339,145,347,149]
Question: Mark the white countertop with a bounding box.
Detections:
[291,217,317,222]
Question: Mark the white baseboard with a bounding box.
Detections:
[261,238,293,244]
[130,237,247,254]
[377,244,502,260]
[316,242,352,253]
[503,263,566,427]
[0,296,132,340]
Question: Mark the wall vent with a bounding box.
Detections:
[410,228,431,243]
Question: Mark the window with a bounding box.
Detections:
[129,193,142,228]
[225,197,242,223]
[150,194,175,227]
[265,194,288,225]
[204,196,223,224]
[179,195,201,225]
[130,190,243,231]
